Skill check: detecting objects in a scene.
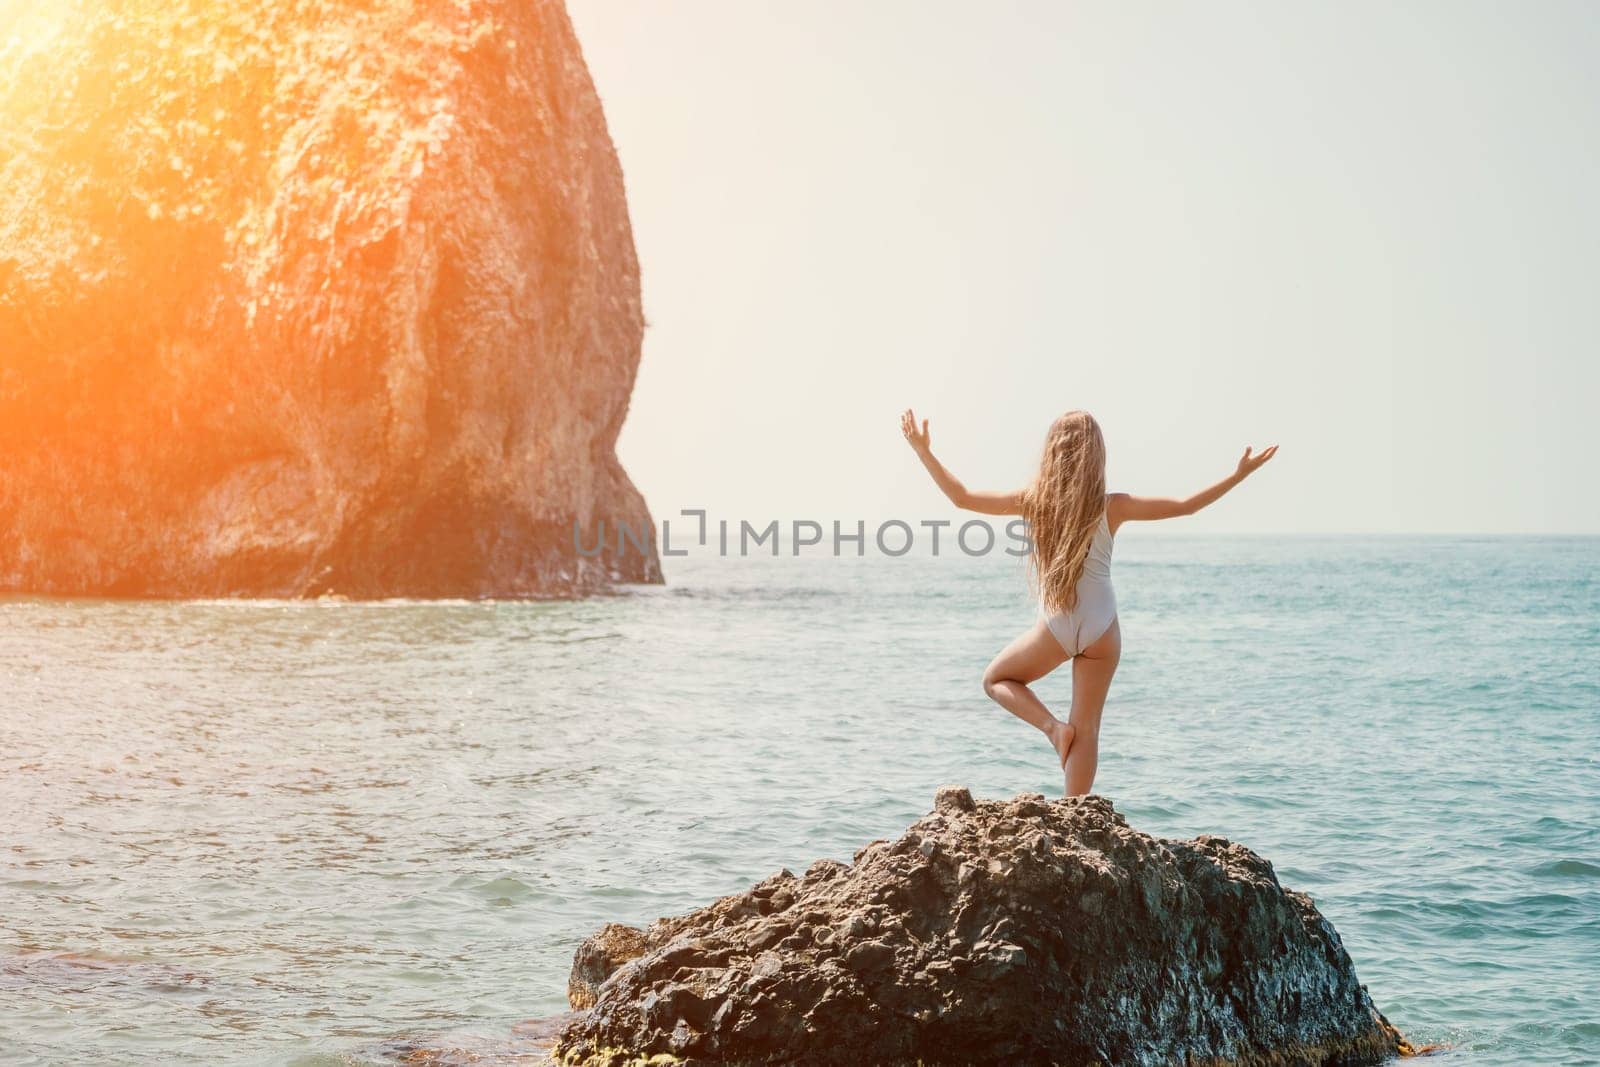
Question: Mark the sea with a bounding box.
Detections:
[3,534,1597,1065]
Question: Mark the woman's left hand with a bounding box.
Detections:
[1236,444,1279,477]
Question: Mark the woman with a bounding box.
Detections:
[901,407,1277,796]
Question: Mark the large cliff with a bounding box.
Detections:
[553,789,1413,1066]
[0,0,660,597]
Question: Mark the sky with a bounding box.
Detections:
[568,1,1600,534]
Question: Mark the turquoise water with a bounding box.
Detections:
[2,535,1597,1065]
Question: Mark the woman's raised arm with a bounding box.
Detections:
[901,408,1026,516]
[1107,444,1278,531]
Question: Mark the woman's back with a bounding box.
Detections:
[1040,502,1117,657]
[1078,504,1114,583]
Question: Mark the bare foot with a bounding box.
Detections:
[1046,718,1076,770]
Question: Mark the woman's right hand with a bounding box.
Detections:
[901,408,931,454]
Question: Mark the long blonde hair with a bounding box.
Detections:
[1022,410,1107,614]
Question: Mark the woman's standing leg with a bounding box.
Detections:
[982,621,1076,768]
[1063,617,1120,796]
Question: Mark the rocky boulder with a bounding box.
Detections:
[554,788,1413,1066]
[0,0,659,597]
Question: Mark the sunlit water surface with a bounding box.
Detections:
[3,535,1597,1065]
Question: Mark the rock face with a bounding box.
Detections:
[0,0,660,597]
[555,788,1412,1067]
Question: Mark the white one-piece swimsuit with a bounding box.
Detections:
[1038,508,1117,657]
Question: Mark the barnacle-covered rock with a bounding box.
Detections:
[554,789,1410,1066]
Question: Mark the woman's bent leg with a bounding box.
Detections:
[1063,617,1120,797]
[982,621,1075,767]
